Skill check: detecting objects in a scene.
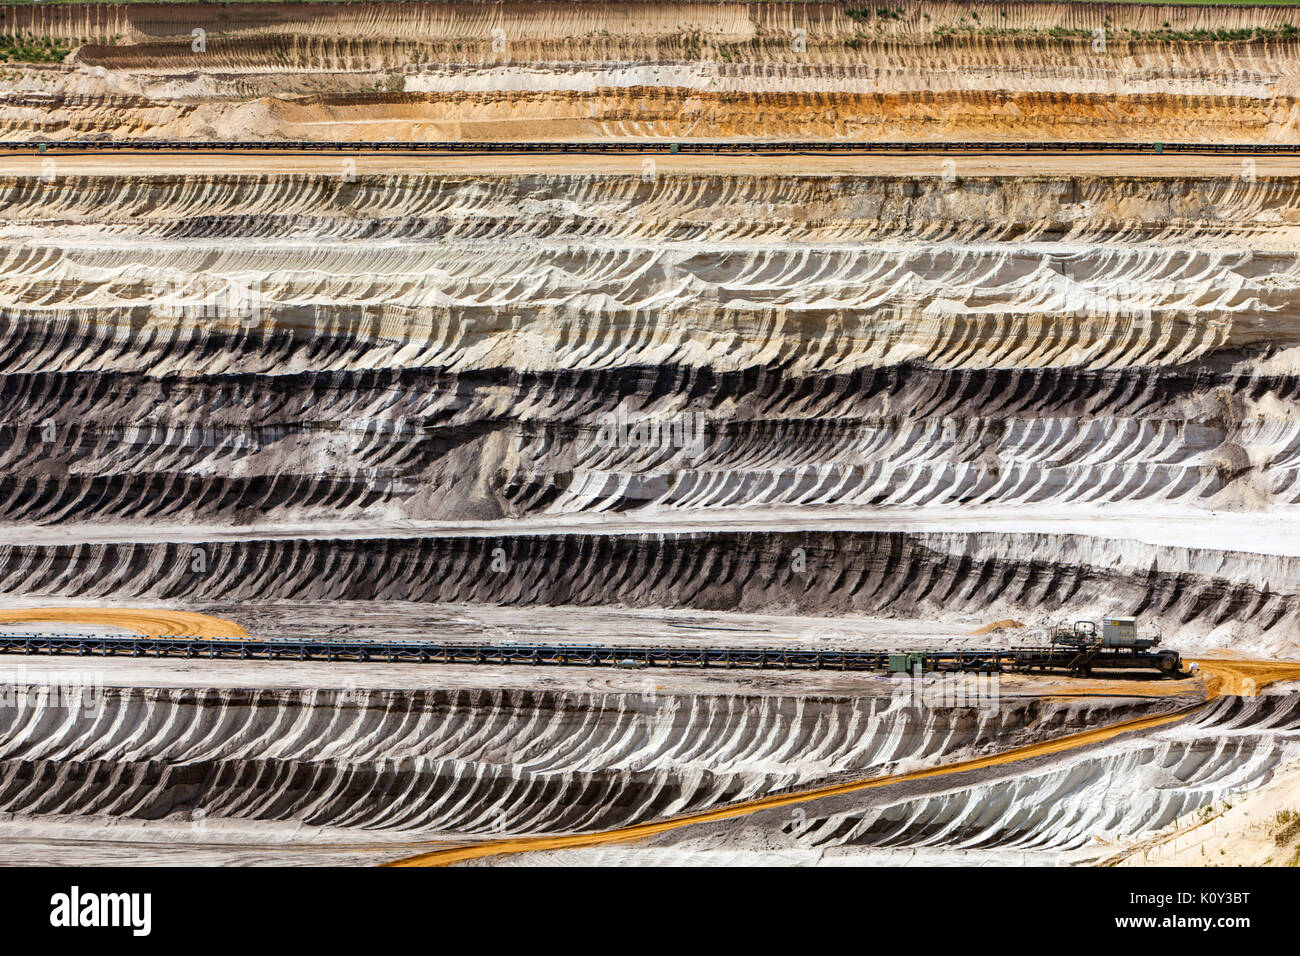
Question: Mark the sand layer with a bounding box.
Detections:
[8,2,1300,142]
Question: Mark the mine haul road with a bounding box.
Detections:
[8,150,1300,179]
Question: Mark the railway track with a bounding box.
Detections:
[19,140,1300,154]
[0,631,1182,675]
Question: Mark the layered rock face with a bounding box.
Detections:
[3,168,1300,652]
[3,2,1300,863]
[472,692,1300,864]
[0,534,1296,644]
[6,1,1300,141]
[0,685,1148,836]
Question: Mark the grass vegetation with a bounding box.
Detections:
[1271,808,1300,846]
[845,6,904,22]
[0,33,72,64]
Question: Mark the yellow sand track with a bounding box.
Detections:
[386,658,1300,867]
[1190,658,1300,698]
[0,607,248,638]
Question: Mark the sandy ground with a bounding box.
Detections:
[0,600,1201,700]
[1,151,1299,180]
[1112,756,1300,867]
[0,599,1203,689]
[0,599,1205,701]
[3,508,1300,556]
[0,597,982,643]
[0,607,246,637]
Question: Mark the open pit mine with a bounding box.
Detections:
[0,0,1298,871]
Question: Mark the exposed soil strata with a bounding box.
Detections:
[10,89,1300,143]
[2,5,1300,865]
[2,171,1300,529]
[7,2,1300,142]
[481,692,1300,864]
[6,173,1300,382]
[0,362,1291,523]
[0,532,1294,651]
[0,683,1160,836]
[780,693,1300,855]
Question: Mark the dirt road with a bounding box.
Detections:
[5,151,1300,179]
[1191,657,1300,697]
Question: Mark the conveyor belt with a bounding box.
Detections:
[18,139,1300,154]
[0,632,1183,675]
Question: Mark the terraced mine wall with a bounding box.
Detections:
[0,684,1155,835]
[488,693,1300,862]
[0,361,1291,521]
[8,1,1300,141]
[3,167,1299,658]
[6,2,1300,864]
[3,171,1300,527]
[0,532,1293,644]
[780,693,1300,856]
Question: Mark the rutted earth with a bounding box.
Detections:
[1,0,1300,866]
